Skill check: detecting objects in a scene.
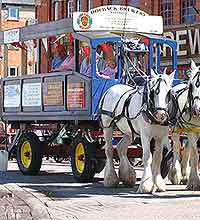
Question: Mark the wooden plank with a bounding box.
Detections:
[0,18,73,44]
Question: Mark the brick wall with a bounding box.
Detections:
[36,0,200,73]
[0,6,35,77]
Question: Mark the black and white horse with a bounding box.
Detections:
[99,69,175,193]
[168,60,200,190]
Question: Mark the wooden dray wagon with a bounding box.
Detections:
[0,5,178,182]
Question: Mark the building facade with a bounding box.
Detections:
[36,0,200,78]
[1,0,35,77]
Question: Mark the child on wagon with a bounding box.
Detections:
[97,56,117,79]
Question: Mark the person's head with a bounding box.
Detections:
[106,56,116,69]
[54,45,66,59]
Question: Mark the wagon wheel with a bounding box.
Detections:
[16,132,43,175]
[71,135,103,182]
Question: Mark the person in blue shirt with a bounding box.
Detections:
[51,45,67,70]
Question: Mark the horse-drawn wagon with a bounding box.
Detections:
[0,5,180,183]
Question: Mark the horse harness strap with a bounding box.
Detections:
[100,88,141,135]
[122,92,140,135]
[173,85,200,129]
[99,87,137,128]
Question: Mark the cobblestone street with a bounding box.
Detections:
[1,160,200,220]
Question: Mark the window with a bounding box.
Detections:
[128,0,139,7]
[77,0,83,12]
[8,8,19,21]
[68,0,73,18]
[182,0,196,24]
[160,0,173,26]
[88,0,93,10]
[8,66,18,77]
[110,0,120,4]
[54,0,59,20]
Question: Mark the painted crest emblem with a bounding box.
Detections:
[77,13,92,29]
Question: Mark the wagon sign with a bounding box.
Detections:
[73,5,163,34]
[43,81,64,106]
[4,85,20,108]
[22,83,41,107]
[67,82,86,109]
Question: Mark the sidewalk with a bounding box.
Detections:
[0,184,32,220]
[0,181,52,220]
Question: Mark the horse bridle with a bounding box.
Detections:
[188,71,200,113]
[142,76,169,124]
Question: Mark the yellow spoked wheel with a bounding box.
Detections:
[21,141,32,168]
[75,143,85,174]
[71,136,97,182]
[16,132,42,175]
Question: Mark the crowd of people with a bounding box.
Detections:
[50,42,118,79]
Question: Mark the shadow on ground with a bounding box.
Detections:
[2,161,200,201]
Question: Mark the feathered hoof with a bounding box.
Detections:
[104,177,119,187]
[186,176,200,191]
[137,178,154,194]
[180,177,188,185]
[155,175,166,192]
[168,166,182,185]
[104,170,119,187]
[119,166,136,188]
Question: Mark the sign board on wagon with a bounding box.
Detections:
[4,85,20,108]
[67,82,86,108]
[22,83,41,107]
[73,5,163,34]
[43,81,64,106]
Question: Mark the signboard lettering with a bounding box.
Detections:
[67,82,85,108]
[43,81,63,106]
[22,83,41,107]
[163,27,200,57]
[4,85,20,108]
[73,5,163,34]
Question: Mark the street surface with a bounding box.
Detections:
[1,159,200,220]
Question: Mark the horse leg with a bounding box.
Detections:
[137,134,154,193]
[151,137,166,192]
[168,133,182,185]
[103,127,119,187]
[186,134,200,191]
[180,139,190,184]
[117,133,136,187]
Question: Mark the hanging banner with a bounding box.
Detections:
[4,85,20,108]
[73,5,163,34]
[22,83,41,107]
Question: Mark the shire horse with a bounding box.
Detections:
[168,60,200,190]
[99,69,175,193]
